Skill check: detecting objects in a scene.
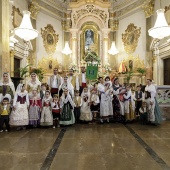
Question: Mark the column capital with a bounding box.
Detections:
[70,28,79,38]
[101,28,111,38]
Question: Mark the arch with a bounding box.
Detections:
[75,15,105,31]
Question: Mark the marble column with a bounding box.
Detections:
[0,0,10,76]
[70,29,78,65]
[102,28,110,66]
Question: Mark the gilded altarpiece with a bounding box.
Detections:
[80,23,99,60]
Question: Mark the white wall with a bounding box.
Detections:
[36,11,63,65]
[116,10,146,65]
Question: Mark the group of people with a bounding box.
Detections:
[0,66,161,132]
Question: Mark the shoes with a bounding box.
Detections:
[53,126,56,129]
[5,129,8,132]
[0,130,3,133]
[57,125,60,128]
[106,118,110,123]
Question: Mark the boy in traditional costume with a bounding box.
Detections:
[0,98,11,132]
[73,90,82,124]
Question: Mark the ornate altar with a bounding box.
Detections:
[111,55,146,88]
[37,56,63,82]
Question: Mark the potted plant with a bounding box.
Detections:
[137,67,146,84]
[12,64,31,88]
[126,71,133,84]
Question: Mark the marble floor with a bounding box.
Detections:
[1,122,170,170]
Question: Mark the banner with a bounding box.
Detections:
[86,63,98,80]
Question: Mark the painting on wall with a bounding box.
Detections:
[41,24,59,54]
[12,6,23,28]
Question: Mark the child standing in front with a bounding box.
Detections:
[73,90,82,124]
[134,85,143,117]
[139,101,148,125]
[80,87,92,123]
[51,94,61,128]
[123,85,135,122]
[0,98,11,132]
[90,88,99,124]
[29,89,42,127]
[40,90,53,126]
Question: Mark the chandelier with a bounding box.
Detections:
[14,10,39,41]
[62,42,72,55]
[108,41,119,55]
[148,2,170,39]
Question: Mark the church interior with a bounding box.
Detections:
[0,0,170,169]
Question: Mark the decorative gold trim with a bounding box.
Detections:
[142,0,154,18]
[122,55,145,71]
[37,56,61,74]
[41,24,59,54]
[28,0,40,20]
[12,6,23,28]
[80,23,99,60]
[122,23,141,54]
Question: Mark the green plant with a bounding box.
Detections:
[126,71,133,83]
[15,64,31,78]
[31,68,45,81]
[137,68,146,75]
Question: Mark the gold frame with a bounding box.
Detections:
[80,23,99,60]
[41,24,59,54]
[37,56,61,74]
[122,55,145,72]
[12,6,23,28]
[122,23,141,54]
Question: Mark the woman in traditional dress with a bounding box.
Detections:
[29,89,42,127]
[98,77,113,123]
[145,79,162,124]
[59,76,74,98]
[27,73,41,97]
[10,83,29,130]
[112,77,125,122]
[80,87,92,122]
[0,72,15,102]
[40,90,53,126]
[60,88,75,125]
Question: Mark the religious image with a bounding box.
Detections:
[85,29,94,50]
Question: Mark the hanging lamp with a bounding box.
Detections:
[148,0,170,39]
[14,10,38,41]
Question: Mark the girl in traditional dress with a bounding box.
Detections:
[29,89,42,127]
[60,88,75,125]
[10,83,29,130]
[40,90,53,126]
[123,85,135,122]
[51,94,61,128]
[112,78,124,122]
[80,87,92,122]
[0,72,15,102]
[98,77,113,123]
[90,88,99,123]
[27,73,41,97]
